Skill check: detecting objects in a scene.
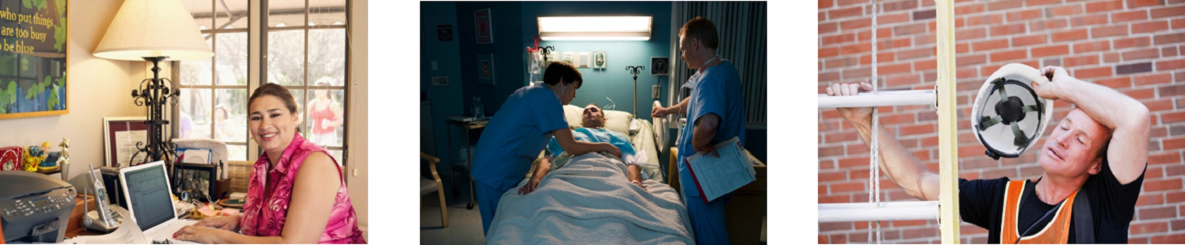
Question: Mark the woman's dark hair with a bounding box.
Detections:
[249,83,299,115]
[543,62,582,88]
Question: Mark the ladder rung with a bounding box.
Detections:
[817,90,936,109]
[817,201,939,222]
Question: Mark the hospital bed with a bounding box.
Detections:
[484,105,693,244]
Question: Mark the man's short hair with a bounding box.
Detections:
[585,103,601,112]
[544,62,582,88]
[679,16,719,50]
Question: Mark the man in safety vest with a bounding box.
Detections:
[827,66,1150,243]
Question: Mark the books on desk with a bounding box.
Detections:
[685,136,756,203]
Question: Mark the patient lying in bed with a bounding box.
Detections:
[519,103,649,195]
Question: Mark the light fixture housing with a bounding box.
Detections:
[538,16,652,41]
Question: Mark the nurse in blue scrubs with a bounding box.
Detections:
[471,62,622,235]
[652,17,746,244]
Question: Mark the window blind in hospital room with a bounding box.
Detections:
[669,2,767,126]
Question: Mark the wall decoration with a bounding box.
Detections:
[474,8,493,44]
[431,76,449,86]
[0,0,68,119]
[651,57,670,76]
[478,53,495,85]
[577,52,590,68]
[104,116,148,167]
[437,25,452,41]
[592,51,607,69]
[561,52,574,65]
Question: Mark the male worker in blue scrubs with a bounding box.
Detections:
[652,16,746,244]
[472,62,622,236]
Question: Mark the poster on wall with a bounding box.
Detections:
[0,0,68,119]
[478,53,495,85]
[474,8,493,44]
[104,117,148,167]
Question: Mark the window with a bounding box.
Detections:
[175,0,349,165]
[177,0,250,161]
[264,0,349,164]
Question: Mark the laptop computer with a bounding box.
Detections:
[119,160,198,243]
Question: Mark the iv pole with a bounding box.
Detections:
[626,65,646,116]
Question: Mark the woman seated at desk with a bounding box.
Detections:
[173,83,366,244]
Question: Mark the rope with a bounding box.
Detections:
[868,0,882,243]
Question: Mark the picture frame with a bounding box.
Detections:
[651,57,670,76]
[474,8,493,44]
[0,0,69,119]
[104,116,149,168]
[478,53,496,85]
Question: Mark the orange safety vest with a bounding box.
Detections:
[1001,180,1079,244]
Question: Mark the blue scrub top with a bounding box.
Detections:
[472,84,570,189]
[676,60,747,198]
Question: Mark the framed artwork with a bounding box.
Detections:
[651,57,670,76]
[478,53,495,85]
[474,8,493,44]
[104,116,149,168]
[0,0,69,119]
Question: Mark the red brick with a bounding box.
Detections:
[836,0,864,7]
[1131,221,1170,234]
[838,156,871,169]
[990,49,1027,62]
[1064,55,1100,67]
[1145,178,1183,191]
[1103,52,1122,63]
[1074,66,1113,79]
[1115,36,1152,49]
[822,33,857,46]
[1048,5,1082,17]
[1085,0,1123,13]
[1154,33,1185,45]
[1151,234,1185,243]
[1150,5,1185,19]
[820,22,838,34]
[878,62,912,75]
[956,43,969,54]
[1124,87,1155,99]
[1165,46,1180,57]
[1006,9,1042,22]
[1070,14,1110,27]
[915,58,938,71]
[1030,19,1068,32]
[1138,206,1178,220]
[1049,29,1085,43]
[987,0,1023,11]
[830,182,867,193]
[1095,77,1132,88]
[1148,151,1182,164]
[1174,18,1185,29]
[856,27,893,42]
[894,23,928,36]
[1014,34,1049,47]
[1127,0,1165,8]
[897,47,933,60]
[820,71,840,82]
[1091,25,1130,38]
[990,23,1026,37]
[1113,10,1150,23]
[1134,73,1172,86]
[1123,48,1161,61]
[885,74,920,87]
[840,42,871,55]
[828,6,863,20]
[955,3,985,15]
[881,0,918,12]
[1164,138,1185,150]
[819,0,833,9]
[1032,45,1070,57]
[859,52,895,65]
[842,67,871,79]
[971,39,1009,52]
[878,12,912,25]
[900,123,935,136]
[840,17,871,31]
[956,54,986,66]
[1074,40,1111,53]
[964,14,1004,27]
[957,27,987,41]
[1158,58,1185,71]
[1133,20,1171,34]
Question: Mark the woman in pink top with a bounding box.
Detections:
[174,83,366,243]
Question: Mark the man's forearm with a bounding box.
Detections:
[672,98,689,115]
[533,158,552,179]
[627,165,642,182]
[1053,78,1149,130]
[851,120,939,201]
[692,115,719,149]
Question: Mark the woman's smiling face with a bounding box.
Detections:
[249,95,299,156]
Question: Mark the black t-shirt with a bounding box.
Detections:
[959,160,1145,243]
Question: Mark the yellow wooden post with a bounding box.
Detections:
[936,0,960,243]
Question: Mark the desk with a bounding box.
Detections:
[446,116,489,210]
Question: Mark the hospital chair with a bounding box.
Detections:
[420,152,449,228]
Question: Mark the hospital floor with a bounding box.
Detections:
[420,177,486,244]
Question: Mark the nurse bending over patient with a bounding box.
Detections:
[518,103,648,195]
[472,62,622,235]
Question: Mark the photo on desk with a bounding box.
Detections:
[817,0,1183,243]
[420,2,768,244]
[0,0,368,244]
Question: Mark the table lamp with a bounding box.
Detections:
[93,0,213,165]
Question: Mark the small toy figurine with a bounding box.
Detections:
[22,142,51,172]
[58,138,69,180]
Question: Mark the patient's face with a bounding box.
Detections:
[248,95,299,157]
[582,105,605,128]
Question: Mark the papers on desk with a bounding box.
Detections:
[63,215,148,244]
[685,136,756,203]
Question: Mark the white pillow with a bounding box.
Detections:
[562,105,583,129]
[561,104,634,136]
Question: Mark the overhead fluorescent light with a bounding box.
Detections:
[538,16,652,41]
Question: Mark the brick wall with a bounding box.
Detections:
[818,0,1185,243]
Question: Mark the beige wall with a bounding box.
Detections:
[346,0,369,239]
[0,0,140,181]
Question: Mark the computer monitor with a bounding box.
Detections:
[118,161,177,231]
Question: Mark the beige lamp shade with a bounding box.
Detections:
[94,0,213,61]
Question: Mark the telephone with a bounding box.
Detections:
[83,164,125,232]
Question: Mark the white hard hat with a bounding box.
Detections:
[971,63,1055,159]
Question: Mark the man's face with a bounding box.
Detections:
[582,104,605,128]
[679,35,699,70]
[1038,109,1110,178]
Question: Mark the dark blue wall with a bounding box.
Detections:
[456,2,524,115]
[420,2,464,191]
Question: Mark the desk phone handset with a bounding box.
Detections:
[83,164,126,232]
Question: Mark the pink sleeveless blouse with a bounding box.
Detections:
[240,134,366,243]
